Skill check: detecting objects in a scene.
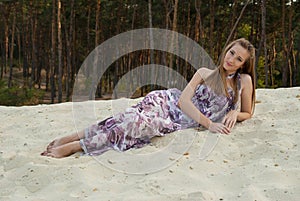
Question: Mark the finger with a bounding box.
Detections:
[225,118,234,129]
[224,118,232,128]
[222,125,231,134]
[222,117,226,124]
[230,120,237,129]
[231,121,236,129]
[216,125,227,134]
[217,127,223,134]
[225,120,231,128]
[227,120,233,129]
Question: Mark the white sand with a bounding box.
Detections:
[0,87,299,201]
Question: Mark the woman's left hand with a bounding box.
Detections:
[222,110,238,130]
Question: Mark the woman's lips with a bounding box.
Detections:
[226,61,232,67]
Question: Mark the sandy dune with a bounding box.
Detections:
[0,87,299,201]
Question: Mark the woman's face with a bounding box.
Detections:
[223,43,250,75]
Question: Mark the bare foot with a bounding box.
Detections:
[43,141,82,158]
[46,138,71,150]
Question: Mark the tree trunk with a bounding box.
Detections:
[30,0,37,89]
[34,10,42,89]
[169,0,178,78]
[249,1,255,42]
[37,23,42,88]
[95,0,102,98]
[296,37,300,86]
[19,0,28,88]
[148,0,154,90]
[281,0,288,87]
[230,0,238,38]
[22,17,29,88]
[113,3,122,99]
[71,0,76,94]
[65,0,74,101]
[292,32,297,86]
[261,0,268,87]
[254,0,262,86]
[57,0,63,102]
[183,1,191,89]
[128,5,136,96]
[194,0,203,44]
[162,0,171,69]
[87,2,91,53]
[269,33,277,87]
[4,15,9,75]
[50,0,56,103]
[209,0,215,56]
[0,38,3,79]
[8,6,16,88]
[95,0,101,46]
[287,1,294,86]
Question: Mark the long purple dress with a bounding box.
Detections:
[80,79,240,156]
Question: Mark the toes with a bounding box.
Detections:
[46,153,55,158]
[40,151,48,156]
[41,147,59,158]
[47,140,56,150]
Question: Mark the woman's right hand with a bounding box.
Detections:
[208,122,231,134]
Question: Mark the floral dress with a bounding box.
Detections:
[80,78,240,156]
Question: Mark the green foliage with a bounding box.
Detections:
[237,23,253,38]
[256,56,266,88]
[0,81,45,106]
[256,54,282,88]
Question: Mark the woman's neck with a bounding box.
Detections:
[226,73,236,79]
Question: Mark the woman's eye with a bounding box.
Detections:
[238,58,242,62]
[230,50,234,55]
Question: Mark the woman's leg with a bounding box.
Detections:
[46,130,85,150]
[43,89,179,158]
[80,90,180,155]
[41,130,85,157]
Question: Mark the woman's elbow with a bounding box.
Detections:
[177,97,183,109]
[178,96,188,109]
[237,112,252,122]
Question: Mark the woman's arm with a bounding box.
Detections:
[223,74,253,129]
[178,68,231,134]
[178,68,211,129]
[237,73,253,121]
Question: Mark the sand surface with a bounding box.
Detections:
[0,87,300,201]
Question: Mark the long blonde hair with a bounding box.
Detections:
[202,38,256,113]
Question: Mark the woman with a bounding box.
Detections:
[41,38,256,158]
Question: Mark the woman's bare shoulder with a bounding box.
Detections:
[240,73,252,82]
[240,73,253,89]
[196,67,214,79]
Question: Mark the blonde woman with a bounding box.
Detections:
[42,38,256,158]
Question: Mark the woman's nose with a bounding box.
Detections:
[228,56,234,63]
